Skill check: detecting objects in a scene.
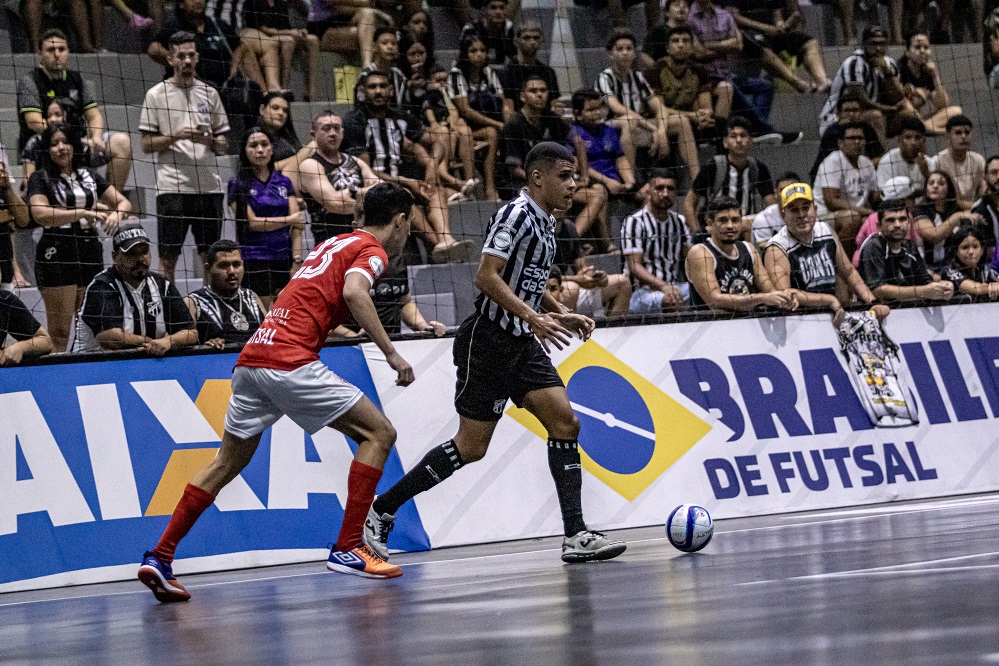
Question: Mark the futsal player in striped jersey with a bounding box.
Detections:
[365,142,628,563]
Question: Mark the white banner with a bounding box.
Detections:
[366,304,999,548]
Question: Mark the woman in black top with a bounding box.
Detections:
[914,170,983,271]
[27,123,132,352]
[899,33,963,135]
[242,0,320,101]
[943,224,999,300]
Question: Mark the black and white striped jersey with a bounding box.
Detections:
[26,168,108,230]
[819,49,899,133]
[476,191,557,336]
[187,285,266,345]
[594,67,653,114]
[342,106,423,179]
[621,205,690,286]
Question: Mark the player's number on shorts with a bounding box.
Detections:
[293,236,360,280]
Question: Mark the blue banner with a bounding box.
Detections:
[0,348,430,587]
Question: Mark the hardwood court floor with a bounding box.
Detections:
[2,493,999,665]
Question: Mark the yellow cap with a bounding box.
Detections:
[780,182,813,208]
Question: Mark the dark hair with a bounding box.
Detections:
[456,33,488,83]
[373,26,397,43]
[257,92,301,149]
[362,70,391,87]
[525,141,574,175]
[778,171,802,183]
[706,195,741,219]
[923,169,959,217]
[169,31,197,48]
[666,25,694,42]
[36,122,86,176]
[606,28,636,51]
[206,239,241,268]
[648,167,680,183]
[838,122,867,140]
[987,155,999,171]
[571,89,602,115]
[398,31,436,74]
[515,19,543,38]
[837,84,869,109]
[237,126,276,176]
[401,8,435,53]
[905,32,929,50]
[945,114,973,131]
[877,198,908,222]
[726,115,752,136]
[364,183,414,227]
[429,65,448,77]
[898,114,926,136]
[946,223,988,267]
[39,28,68,48]
[548,265,563,283]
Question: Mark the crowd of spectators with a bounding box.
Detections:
[1,0,997,367]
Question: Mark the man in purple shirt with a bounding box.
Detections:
[686,0,741,84]
[688,0,802,145]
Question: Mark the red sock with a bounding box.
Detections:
[336,461,383,552]
[152,483,216,563]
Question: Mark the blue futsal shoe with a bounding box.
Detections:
[138,551,192,602]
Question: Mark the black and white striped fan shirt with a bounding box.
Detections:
[477,191,557,336]
[621,205,691,285]
[594,67,653,114]
[342,106,423,179]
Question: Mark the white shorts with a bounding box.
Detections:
[629,283,691,313]
[224,361,363,437]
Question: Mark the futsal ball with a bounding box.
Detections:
[666,504,714,553]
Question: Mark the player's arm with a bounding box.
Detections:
[476,253,574,350]
[343,271,414,385]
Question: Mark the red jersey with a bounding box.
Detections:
[236,230,388,371]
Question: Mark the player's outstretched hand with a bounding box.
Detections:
[387,351,415,386]
[529,313,573,352]
[552,312,595,341]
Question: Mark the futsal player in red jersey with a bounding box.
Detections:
[138,183,417,602]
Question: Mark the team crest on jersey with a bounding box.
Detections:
[278,186,288,197]
[492,228,513,250]
[493,399,506,414]
[147,300,162,318]
[369,256,385,277]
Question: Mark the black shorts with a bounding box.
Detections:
[34,228,103,288]
[306,17,350,37]
[156,193,225,259]
[453,313,564,422]
[243,257,292,298]
[741,29,812,61]
[0,231,12,285]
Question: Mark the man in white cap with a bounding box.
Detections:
[764,182,888,323]
[73,223,198,355]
